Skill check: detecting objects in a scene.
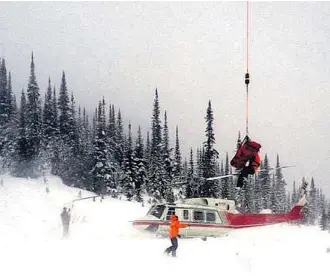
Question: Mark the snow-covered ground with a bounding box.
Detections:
[0,174,329,276]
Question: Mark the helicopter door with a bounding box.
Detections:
[188,209,206,237]
[175,209,190,238]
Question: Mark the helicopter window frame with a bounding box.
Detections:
[193,210,205,221]
[165,206,176,220]
[183,209,189,220]
[149,205,166,219]
[206,211,216,222]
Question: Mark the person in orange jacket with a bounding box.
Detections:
[164,213,188,257]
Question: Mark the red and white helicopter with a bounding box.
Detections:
[132,182,307,240]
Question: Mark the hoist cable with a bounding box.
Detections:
[245,0,250,138]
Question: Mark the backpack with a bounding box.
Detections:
[230,136,261,170]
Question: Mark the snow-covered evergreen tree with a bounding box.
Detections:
[90,99,114,194]
[162,111,175,202]
[115,109,124,167]
[122,122,136,200]
[270,173,277,212]
[291,181,298,205]
[174,126,182,178]
[320,207,328,231]
[318,188,326,219]
[286,192,291,212]
[133,125,146,202]
[200,100,219,197]
[41,78,57,170]
[274,154,286,212]
[0,59,9,127]
[25,53,42,177]
[184,147,194,198]
[144,131,151,175]
[0,68,18,172]
[327,203,330,231]
[58,71,70,139]
[254,171,263,212]
[221,152,231,199]
[308,177,317,225]
[148,89,166,200]
[260,154,271,209]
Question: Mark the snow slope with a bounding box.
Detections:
[0,174,329,276]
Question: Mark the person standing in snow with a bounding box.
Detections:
[61,207,71,238]
[164,214,187,257]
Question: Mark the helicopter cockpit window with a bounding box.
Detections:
[149,205,166,219]
[206,212,216,222]
[166,207,176,220]
[193,210,204,221]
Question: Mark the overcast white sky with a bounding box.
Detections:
[1,1,330,195]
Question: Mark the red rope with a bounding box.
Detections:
[246,0,249,72]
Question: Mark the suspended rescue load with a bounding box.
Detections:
[230,136,261,170]
[229,1,262,188]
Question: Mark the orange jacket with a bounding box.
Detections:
[251,153,261,173]
[169,215,187,238]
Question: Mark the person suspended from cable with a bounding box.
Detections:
[229,1,263,189]
[230,135,261,188]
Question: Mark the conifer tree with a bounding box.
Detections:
[318,189,326,219]
[162,111,174,183]
[320,207,327,231]
[144,131,151,173]
[107,104,116,157]
[254,171,263,212]
[134,125,146,202]
[122,122,136,200]
[184,147,194,198]
[270,173,277,212]
[13,90,29,176]
[90,99,114,194]
[286,192,291,212]
[51,86,60,175]
[292,181,298,205]
[274,154,286,212]
[242,177,255,213]
[200,100,219,197]
[0,59,8,127]
[7,71,13,120]
[327,203,330,230]
[42,78,57,170]
[58,71,70,138]
[260,154,271,209]
[148,89,166,200]
[221,152,231,199]
[174,126,182,178]
[115,109,124,167]
[162,111,175,202]
[0,68,17,171]
[308,177,317,224]
[26,53,42,177]
[43,78,54,140]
